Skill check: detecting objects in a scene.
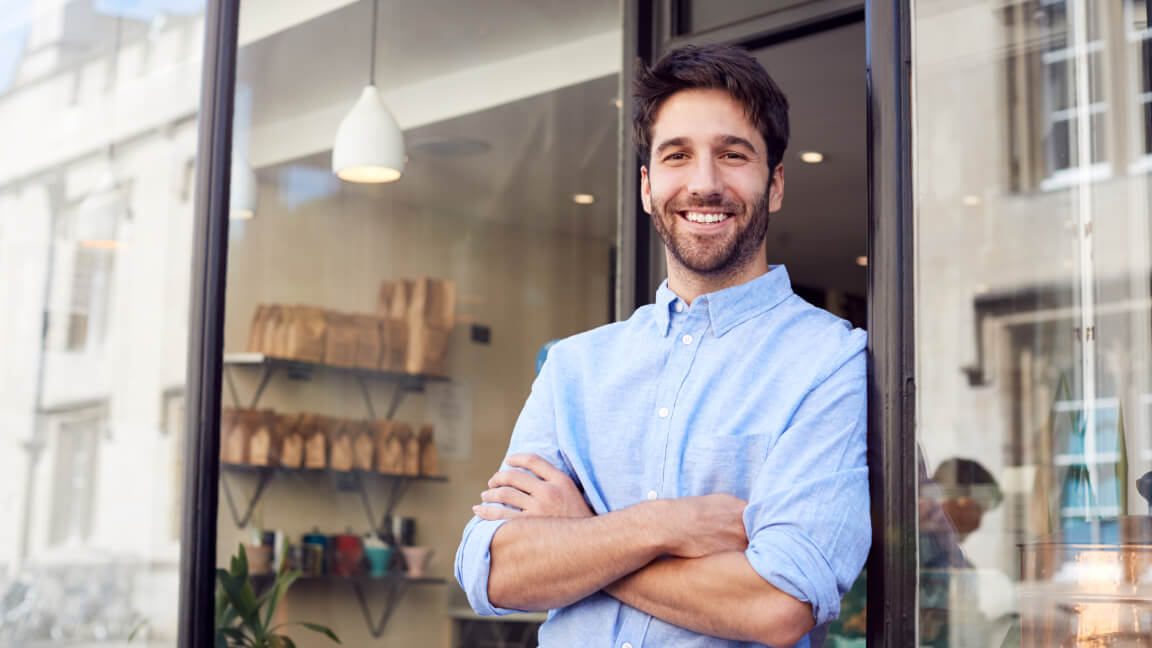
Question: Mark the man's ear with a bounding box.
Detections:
[768,164,784,213]
[640,166,653,214]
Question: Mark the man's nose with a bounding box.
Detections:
[686,158,723,198]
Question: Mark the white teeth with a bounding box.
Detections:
[684,211,729,224]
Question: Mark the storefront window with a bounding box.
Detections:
[215,1,621,644]
[0,0,206,643]
[915,0,1152,645]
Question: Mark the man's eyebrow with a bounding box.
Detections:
[654,137,688,155]
[717,134,758,152]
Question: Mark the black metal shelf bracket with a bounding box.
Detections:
[220,467,273,528]
[355,472,414,536]
[224,362,276,410]
[352,577,410,638]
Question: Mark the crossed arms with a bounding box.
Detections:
[472,453,814,646]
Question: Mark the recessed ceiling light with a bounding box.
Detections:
[962,194,982,206]
[613,98,623,108]
[572,193,596,205]
[856,256,868,267]
[800,151,824,164]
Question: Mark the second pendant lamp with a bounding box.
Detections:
[332,0,405,183]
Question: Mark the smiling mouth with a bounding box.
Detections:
[679,210,732,225]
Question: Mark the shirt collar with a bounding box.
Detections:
[653,265,794,337]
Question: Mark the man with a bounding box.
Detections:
[455,44,870,648]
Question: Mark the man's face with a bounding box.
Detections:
[641,88,784,277]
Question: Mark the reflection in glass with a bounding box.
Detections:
[0,1,206,644]
[916,0,1152,645]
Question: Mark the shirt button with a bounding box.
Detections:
[647,490,658,500]
[657,407,669,418]
[675,302,684,312]
[682,334,693,345]
[623,644,633,648]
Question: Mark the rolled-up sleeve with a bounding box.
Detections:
[744,330,870,627]
[454,345,575,616]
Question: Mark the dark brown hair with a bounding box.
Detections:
[632,44,790,172]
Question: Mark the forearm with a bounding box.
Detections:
[604,551,814,646]
[487,501,668,610]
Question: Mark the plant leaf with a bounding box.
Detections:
[219,627,255,647]
[218,563,261,632]
[292,622,341,644]
[262,568,301,629]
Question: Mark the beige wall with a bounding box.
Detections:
[217,178,614,646]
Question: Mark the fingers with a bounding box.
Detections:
[482,486,533,510]
[473,504,522,520]
[488,468,543,494]
[506,453,567,483]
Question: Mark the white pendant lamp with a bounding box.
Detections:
[230,154,258,220]
[332,0,404,183]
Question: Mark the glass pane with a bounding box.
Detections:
[683,0,808,33]
[218,1,620,645]
[0,0,205,644]
[914,0,1152,647]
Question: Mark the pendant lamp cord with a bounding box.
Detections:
[368,0,378,86]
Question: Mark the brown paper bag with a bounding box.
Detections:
[283,306,327,363]
[220,408,248,464]
[303,417,328,469]
[353,315,383,369]
[329,420,354,472]
[352,421,375,471]
[260,305,285,358]
[373,420,393,472]
[279,413,305,469]
[247,304,268,353]
[324,311,359,368]
[403,427,421,477]
[405,278,455,375]
[418,424,439,476]
[382,422,410,475]
[248,410,279,466]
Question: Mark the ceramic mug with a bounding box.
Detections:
[400,546,433,578]
[364,546,394,578]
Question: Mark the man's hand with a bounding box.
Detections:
[474,453,595,520]
[664,494,749,558]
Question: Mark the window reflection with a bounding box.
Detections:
[916,0,1152,645]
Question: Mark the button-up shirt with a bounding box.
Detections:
[455,267,870,648]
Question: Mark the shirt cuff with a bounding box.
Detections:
[745,525,840,626]
[454,516,532,616]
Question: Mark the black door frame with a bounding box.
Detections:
[622,1,917,646]
[179,1,916,645]
[175,0,239,645]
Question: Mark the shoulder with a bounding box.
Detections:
[772,295,867,380]
[538,305,656,371]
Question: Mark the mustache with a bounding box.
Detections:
[666,196,745,213]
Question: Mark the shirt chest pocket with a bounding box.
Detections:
[681,433,773,499]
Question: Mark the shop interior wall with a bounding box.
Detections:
[217,174,613,646]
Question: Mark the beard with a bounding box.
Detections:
[650,188,771,278]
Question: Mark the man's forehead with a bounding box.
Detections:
[650,89,762,149]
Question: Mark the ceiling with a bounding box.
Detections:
[250,7,866,298]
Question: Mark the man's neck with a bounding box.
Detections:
[665,253,770,306]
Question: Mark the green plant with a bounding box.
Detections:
[215,544,341,648]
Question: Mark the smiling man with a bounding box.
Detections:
[455,44,870,648]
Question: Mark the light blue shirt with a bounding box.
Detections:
[455,266,870,648]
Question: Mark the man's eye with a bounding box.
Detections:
[664,152,687,161]
[722,152,748,160]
